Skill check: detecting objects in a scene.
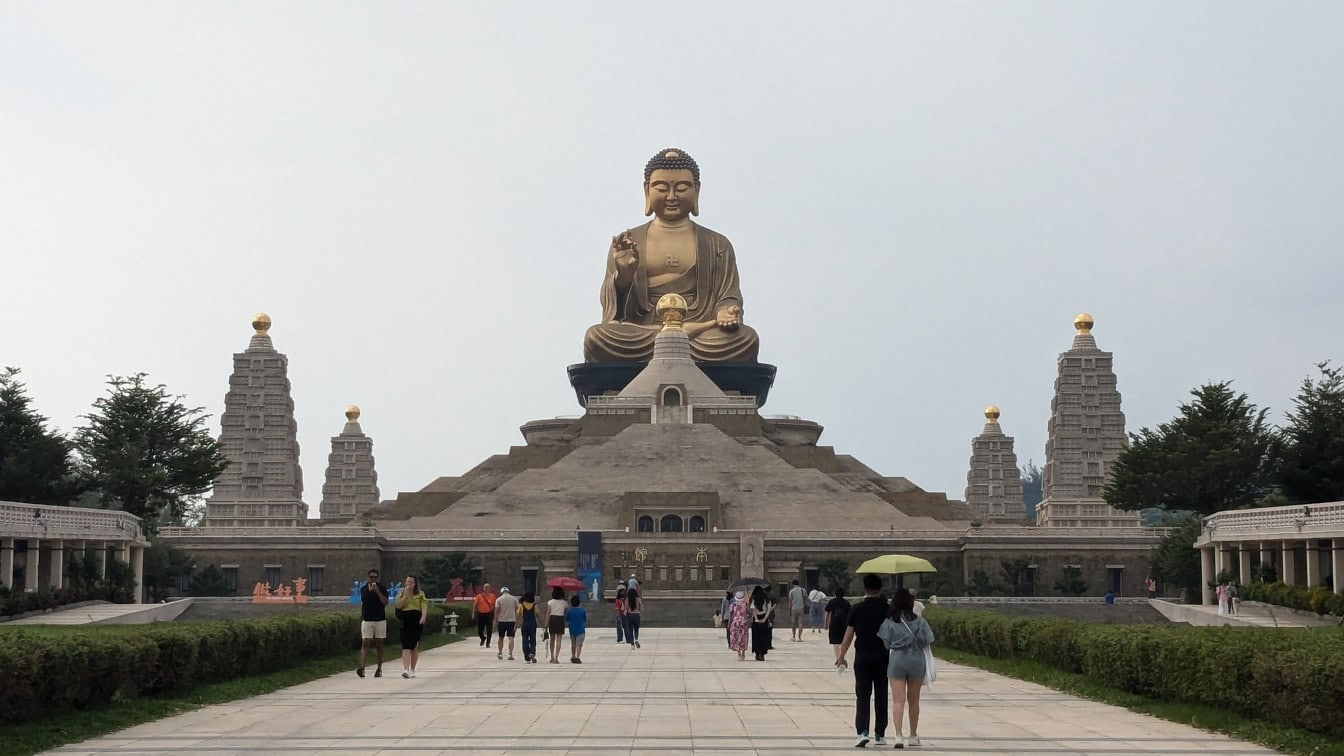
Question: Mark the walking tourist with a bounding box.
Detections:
[546,587,568,664]
[395,575,428,678]
[1145,575,1157,599]
[835,574,891,747]
[721,590,734,647]
[764,586,777,649]
[566,594,588,663]
[825,591,851,663]
[788,579,807,641]
[519,591,541,663]
[1229,582,1240,614]
[750,586,772,661]
[877,588,934,748]
[627,573,640,592]
[494,586,520,660]
[474,583,497,647]
[615,586,628,643]
[1216,581,1229,615]
[356,568,388,678]
[911,589,926,618]
[728,590,750,661]
[625,588,643,648]
[808,586,827,633]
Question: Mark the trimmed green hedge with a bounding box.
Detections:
[1242,582,1344,618]
[0,604,444,725]
[926,607,1344,738]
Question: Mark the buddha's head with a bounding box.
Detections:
[643,148,700,220]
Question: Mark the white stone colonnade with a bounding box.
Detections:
[1195,500,1344,604]
[0,501,148,602]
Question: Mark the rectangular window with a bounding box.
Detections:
[222,567,238,593]
[720,566,730,581]
[612,565,622,581]
[306,567,324,595]
[264,566,281,589]
[690,567,699,581]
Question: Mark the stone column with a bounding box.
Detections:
[1305,540,1320,588]
[1333,539,1344,595]
[1200,547,1215,605]
[49,539,64,590]
[25,538,40,592]
[1238,543,1252,586]
[99,541,108,577]
[1281,541,1297,586]
[1214,545,1229,577]
[132,546,145,604]
[1259,542,1272,580]
[1,539,13,590]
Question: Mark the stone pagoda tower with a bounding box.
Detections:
[202,314,308,527]
[964,405,1025,522]
[318,405,380,522]
[1036,313,1138,528]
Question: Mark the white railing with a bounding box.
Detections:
[0,500,144,541]
[1201,500,1344,540]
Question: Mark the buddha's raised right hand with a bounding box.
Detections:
[611,231,639,284]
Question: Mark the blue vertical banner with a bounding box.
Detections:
[577,531,603,603]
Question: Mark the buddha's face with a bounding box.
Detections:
[645,168,699,220]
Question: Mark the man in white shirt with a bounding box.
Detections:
[807,587,827,633]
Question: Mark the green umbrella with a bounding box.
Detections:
[855,554,937,575]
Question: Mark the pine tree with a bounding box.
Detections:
[0,367,82,504]
[1104,382,1277,515]
[74,374,227,534]
[1277,362,1344,504]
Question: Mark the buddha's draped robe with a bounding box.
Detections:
[583,221,760,363]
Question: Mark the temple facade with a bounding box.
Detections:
[201,314,308,527]
[964,406,1025,523]
[1036,314,1140,528]
[318,406,380,522]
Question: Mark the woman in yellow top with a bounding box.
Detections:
[395,575,429,678]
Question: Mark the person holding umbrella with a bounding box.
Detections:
[749,585,773,661]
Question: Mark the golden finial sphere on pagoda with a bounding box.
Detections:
[344,405,361,422]
[1074,312,1094,333]
[251,313,272,334]
[985,405,1001,421]
[656,293,688,328]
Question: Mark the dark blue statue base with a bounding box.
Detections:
[566,362,777,408]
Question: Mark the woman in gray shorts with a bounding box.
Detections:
[876,588,934,749]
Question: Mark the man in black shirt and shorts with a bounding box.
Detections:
[357,568,388,678]
[835,574,890,747]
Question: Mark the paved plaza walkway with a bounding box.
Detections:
[52,628,1274,755]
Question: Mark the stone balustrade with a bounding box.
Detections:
[0,500,144,542]
[1201,500,1344,540]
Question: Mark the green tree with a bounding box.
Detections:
[1104,382,1277,515]
[189,564,232,596]
[1000,558,1035,596]
[1277,362,1344,504]
[73,374,227,534]
[1020,460,1042,523]
[817,558,853,597]
[1054,566,1088,596]
[141,539,196,602]
[0,367,82,505]
[1149,514,1202,601]
[418,553,478,598]
[968,569,994,596]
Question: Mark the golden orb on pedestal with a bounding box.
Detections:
[1074,312,1094,333]
[345,405,361,422]
[985,405,1001,421]
[252,313,272,334]
[656,293,688,328]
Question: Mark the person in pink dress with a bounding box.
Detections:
[728,590,751,661]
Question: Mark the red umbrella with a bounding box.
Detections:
[545,576,585,591]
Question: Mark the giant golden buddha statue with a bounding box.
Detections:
[583,148,760,364]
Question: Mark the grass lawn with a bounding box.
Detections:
[936,646,1344,756]
[0,628,466,756]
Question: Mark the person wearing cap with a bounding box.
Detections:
[728,590,750,660]
[494,586,520,660]
[627,573,639,592]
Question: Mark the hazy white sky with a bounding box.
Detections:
[4,4,1342,512]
